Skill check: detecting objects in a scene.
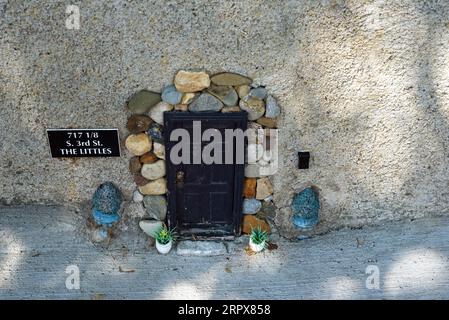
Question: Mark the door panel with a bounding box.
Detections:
[164,112,247,237]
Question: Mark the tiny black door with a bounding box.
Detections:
[164,112,247,237]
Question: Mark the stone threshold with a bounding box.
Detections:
[175,240,243,256]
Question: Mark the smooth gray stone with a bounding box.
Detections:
[188,93,223,112]
[249,87,267,100]
[143,195,167,220]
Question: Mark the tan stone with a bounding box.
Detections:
[242,215,270,234]
[211,72,252,86]
[236,85,250,98]
[139,152,158,164]
[243,178,257,198]
[239,96,265,120]
[256,117,277,128]
[141,160,166,180]
[138,178,167,195]
[174,70,210,92]
[247,143,264,163]
[125,133,152,156]
[221,106,241,113]
[153,142,165,159]
[256,177,273,200]
[181,93,197,104]
[174,104,189,111]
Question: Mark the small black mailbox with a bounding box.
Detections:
[298,152,310,169]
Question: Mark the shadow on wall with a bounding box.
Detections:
[283,0,449,234]
[407,1,449,216]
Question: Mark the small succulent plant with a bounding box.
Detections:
[250,226,268,247]
[155,226,175,245]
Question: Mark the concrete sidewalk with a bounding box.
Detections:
[1,205,448,299]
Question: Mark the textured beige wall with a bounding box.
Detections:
[1,1,448,236]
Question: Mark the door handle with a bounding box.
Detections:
[176,170,185,184]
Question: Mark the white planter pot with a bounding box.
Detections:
[156,240,173,254]
[249,238,266,253]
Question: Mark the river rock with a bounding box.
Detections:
[153,142,165,159]
[245,164,268,178]
[211,72,252,86]
[242,198,262,214]
[122,201,146,219]
[207,84,238,107]
[188,93,223,112]
[125,133,152,156]
[143,195,167,220]
[247,121,263,130]
[256,177,273,200]
[181,92,198,104]
[141,160,166,180]
[243,178,256,198]
[236,85,250,98]
[257,201,277,220]
[133,190,144,202]
[161,85,182,105]
[129,156,142,174]
[239,96,265,120]
[242,215,270,234]
[221,106,241,113]
[126,115,152,134]
[138,178,167,195]
[249,87,267,100]
[265,95,280,118]
[256,117,277,128]
[247,143,264,163]
[128,90,161,114]
[133,174,150,186]
[291,187,320,229]
[147,122,164,143]
[140,151,158,164]
[245,127,260,145]
[174,104,188,111]
[139,220,163,238]
[92,182,122,214]
[174,70,210,92]
[149,101,173,125]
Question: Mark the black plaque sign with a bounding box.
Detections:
[47,129,121,158]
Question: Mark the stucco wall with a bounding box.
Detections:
[1,1,449,236]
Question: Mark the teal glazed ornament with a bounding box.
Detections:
[291,187,319,230]
[91,182,123,227]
